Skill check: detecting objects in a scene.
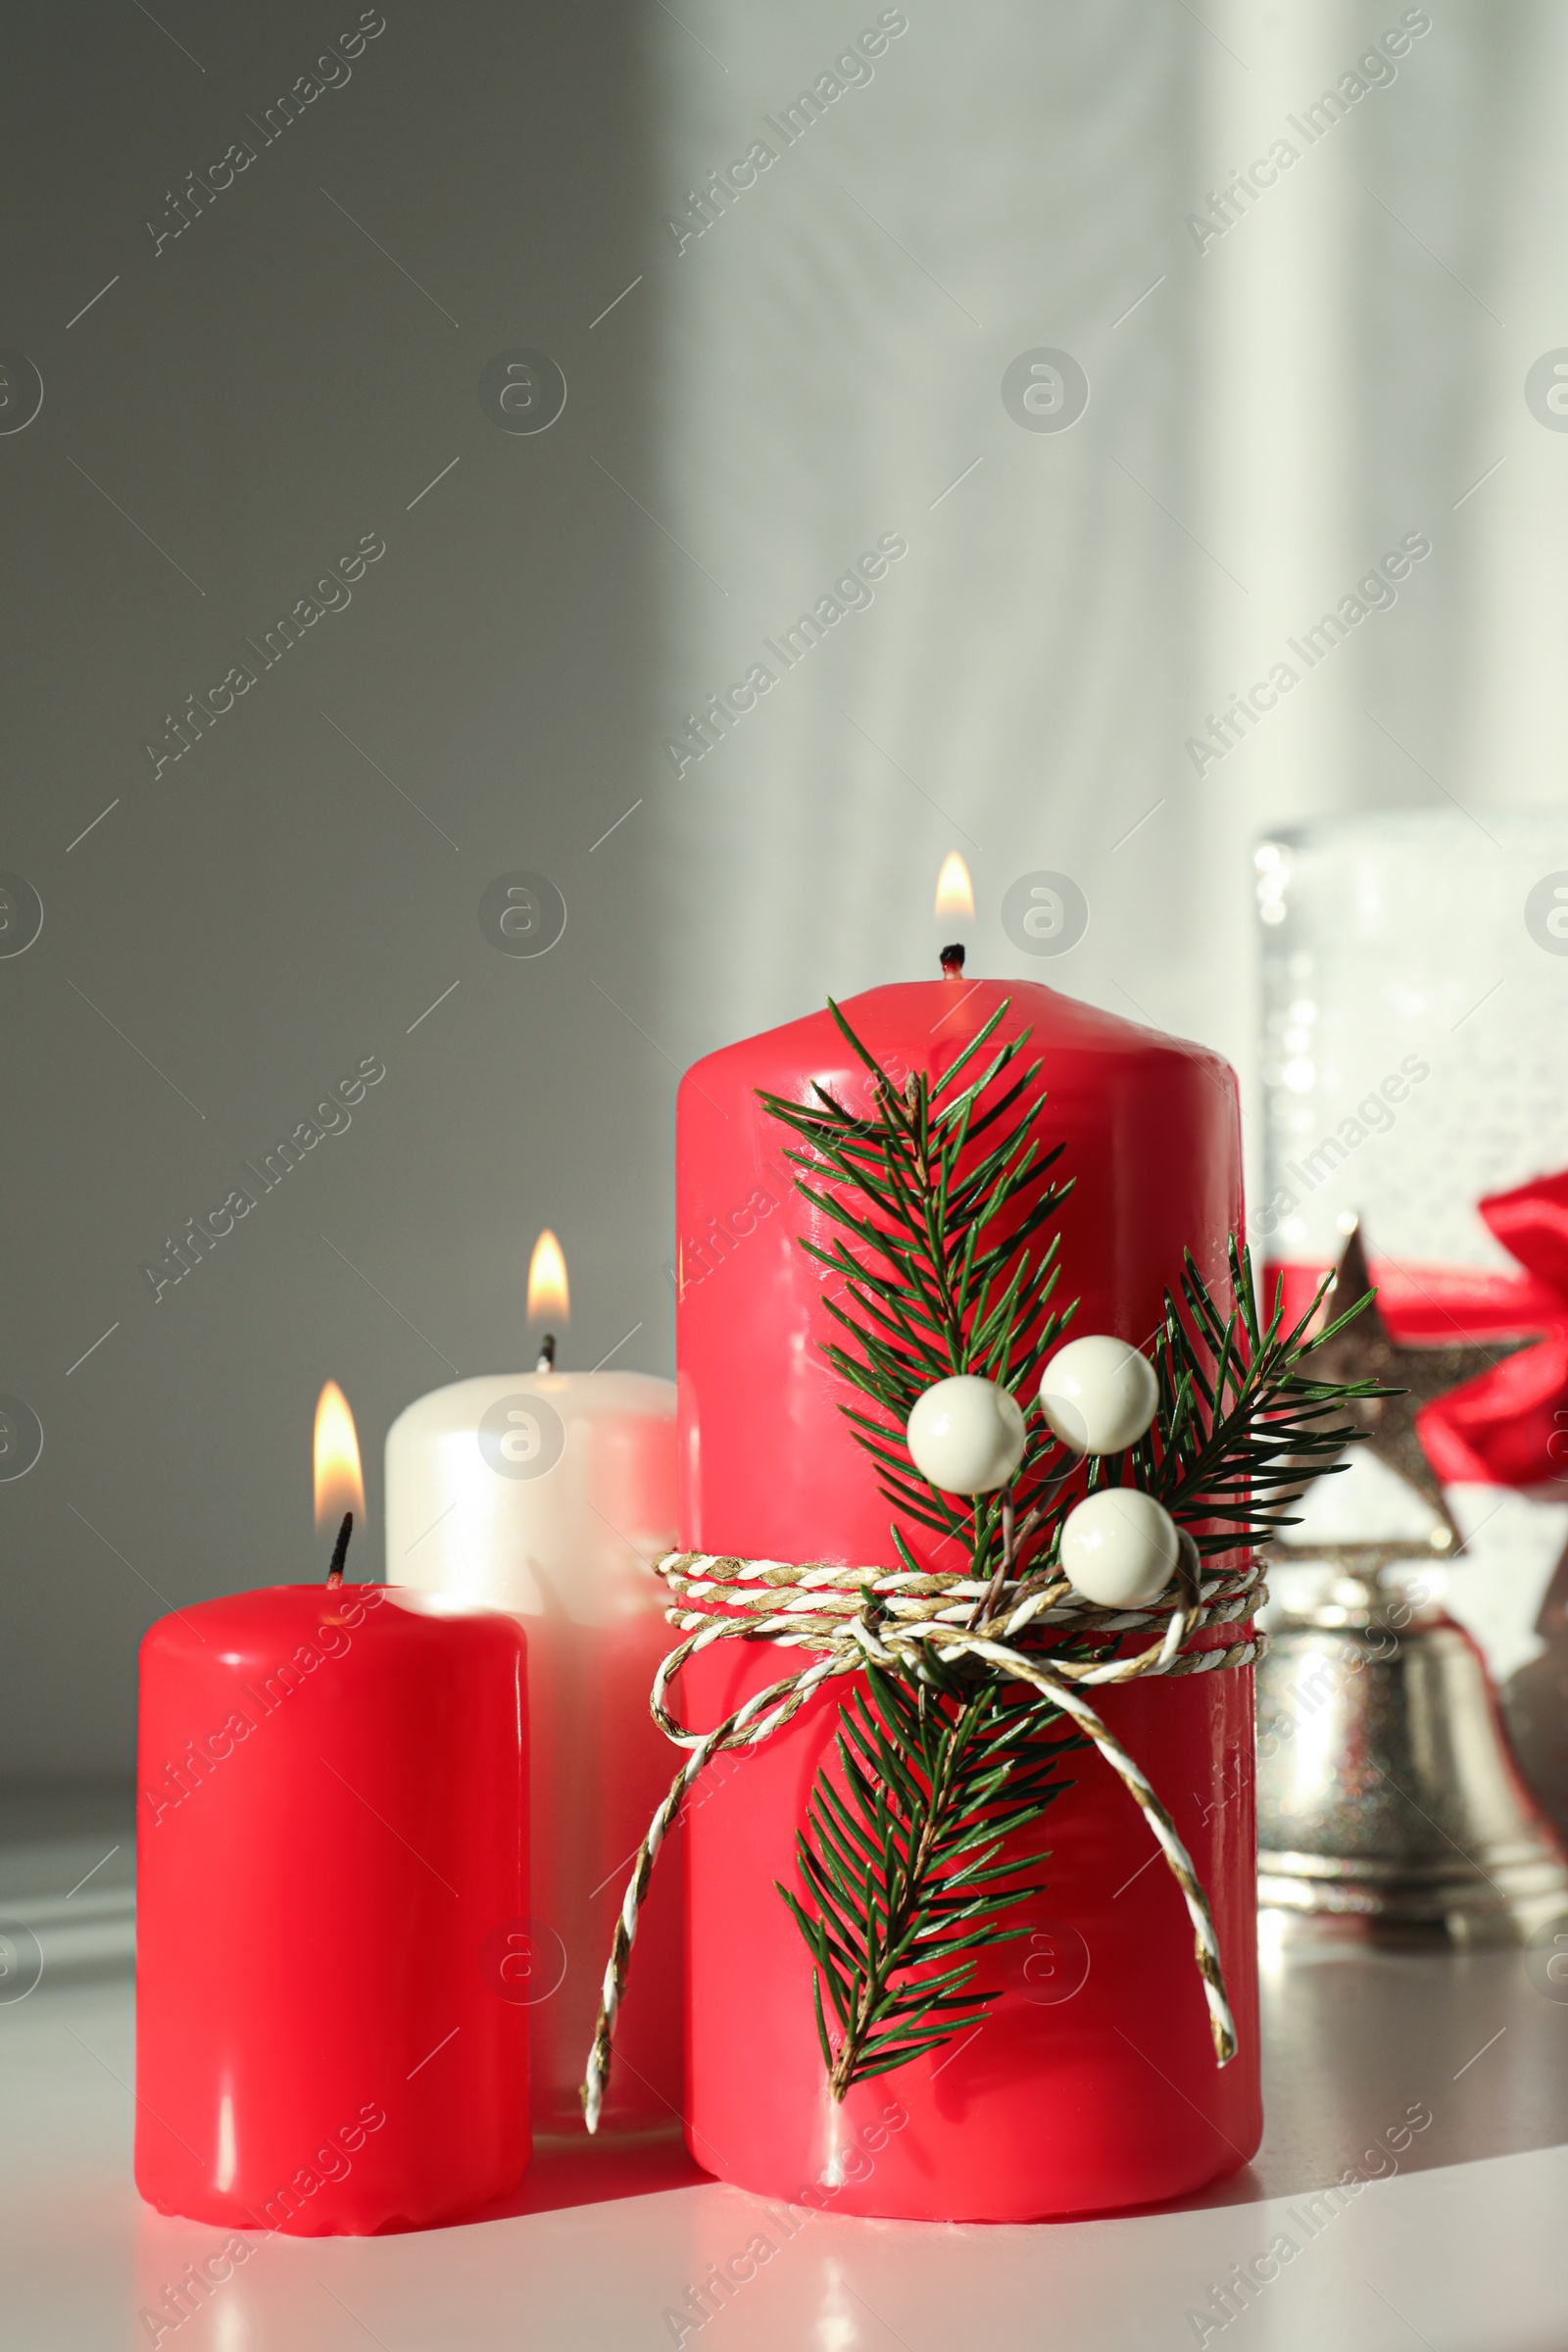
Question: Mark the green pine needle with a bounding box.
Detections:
[774,1669,1079,2100]
[761,999,1381,2099]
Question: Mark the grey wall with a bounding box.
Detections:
[4,0,1564,1780]
[1,0,669,1779]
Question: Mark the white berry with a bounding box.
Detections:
[1059,1489,1179,1608]
[906,1376,1026,1494]
[1039,1335,1158,1455]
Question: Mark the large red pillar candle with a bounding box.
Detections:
[135,1581,529,2234]
[674,976,1261,2221]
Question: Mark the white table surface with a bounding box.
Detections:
[2,1936,1564,2351]
[2,1790,1565,2352]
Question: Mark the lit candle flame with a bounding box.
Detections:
[528,1228,569,1324]
[934,852,974,918]
[314,1380,365,1531]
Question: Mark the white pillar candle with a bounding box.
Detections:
[384,1363,679,2135]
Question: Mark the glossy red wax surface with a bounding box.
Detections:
[135,1583,529,2235]
[675,977,1261,2219]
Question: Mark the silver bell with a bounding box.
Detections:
[1257,1546,1568,1939]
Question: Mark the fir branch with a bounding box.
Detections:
[1125,1242,1386,1555]
[763,1003,1084,2096]
[761,999,1383,2099]
[775,1669,1078,2098]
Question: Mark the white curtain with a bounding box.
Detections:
[647,0,1568,1679]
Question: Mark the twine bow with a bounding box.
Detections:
[582,1544,1264,2132]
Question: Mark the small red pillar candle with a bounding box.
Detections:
[135,1579,529,2235]
[674,975,1261,2221]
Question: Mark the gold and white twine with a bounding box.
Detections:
[582,1544,1265,2132]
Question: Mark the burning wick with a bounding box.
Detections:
[536,1334,557,1373]
[940,942,966,977]
[326,1512,354,1587]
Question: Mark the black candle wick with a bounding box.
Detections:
[940,942,966,975]
[326,1511,353,1586]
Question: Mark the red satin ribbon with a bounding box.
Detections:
[1263,1166,1568,1491]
